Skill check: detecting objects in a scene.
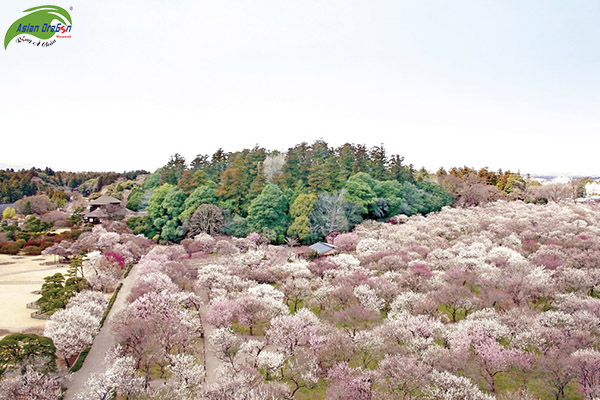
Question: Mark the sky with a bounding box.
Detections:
[0,0,599,176]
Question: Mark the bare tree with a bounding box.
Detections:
[187,204,225,237]
[310,190,361,238]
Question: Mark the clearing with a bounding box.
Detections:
[0,254,69,338]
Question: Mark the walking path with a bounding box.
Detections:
[62,266,139,400]
[197,289,220,384]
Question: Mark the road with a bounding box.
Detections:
[62,266,139,400]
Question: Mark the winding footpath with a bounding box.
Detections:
[63,266,139,400]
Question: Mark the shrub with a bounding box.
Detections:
[2,207,16,219]
[25,239,41,247]
[0,241,22,255]
[23,245,42,256]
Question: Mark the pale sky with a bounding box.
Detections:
[1,1,599,176]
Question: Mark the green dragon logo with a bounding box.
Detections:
[4,5,72,50]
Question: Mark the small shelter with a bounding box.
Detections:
[83,195,122,224]
[89,195,121,211]
[83,207,109,224]
[309,242,337,256]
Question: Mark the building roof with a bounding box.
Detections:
[309,242,336,254]
[89,195,121,206]
[84,208,109,218]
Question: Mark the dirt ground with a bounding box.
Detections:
[0,254,69,338]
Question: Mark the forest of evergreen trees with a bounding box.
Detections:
[127,141,455,243]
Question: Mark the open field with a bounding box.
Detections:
[0,254,69,338]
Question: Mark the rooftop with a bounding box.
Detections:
[309,242,336,254]
[84,208,109,218]
[89,195,121,206]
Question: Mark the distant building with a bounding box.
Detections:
[83,195,123,223]
[309,242,337,256]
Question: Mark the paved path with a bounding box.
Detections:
[63,266,139,400]
[197,289,220,384]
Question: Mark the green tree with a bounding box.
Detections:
[287,215,311,243]
[35,273,88,314]
[0,333,56,375]
[217,166,249,215]
[126,187,144,211]
[289,193,317,219]
[247,184,289,243]
[2,207,16,219]
[181,184,218,220]
[206,148,229,183]
[248,164,267,202]
[126,215,156,238]
[223,215,250,237]
[67,252,86,278]
[344,173,377,215]
[23,217,52,233]
[147,183,188,241]
[368,144,389,180]
[177,169,207,193]
[143,171,161,190]
[160,153,187,185]
[389,155,414,183]
[307,141,337,192]
[160,187,188,241]
[23,201,32,215]
[336,143,357,182]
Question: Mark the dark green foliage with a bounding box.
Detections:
[126,216,156,238]
[247,184,289,243]
[136,141,453,244]
[69,346,90,373]
[68,209,84,227]
[160,153,187,185]
[36,273,66,314]
[147,184,188,242]
[181,184,218,220]
[67,252,86,278]
[287,215,311,243]
[126,187,144,211]
[223,215,250,237]
[36,273,89,314]
[100,283,122,328]
[23,217,52,234]
[143,171,161,190]
[0,333,56,375]
[288,193,317,243]
[344,173,378,215]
